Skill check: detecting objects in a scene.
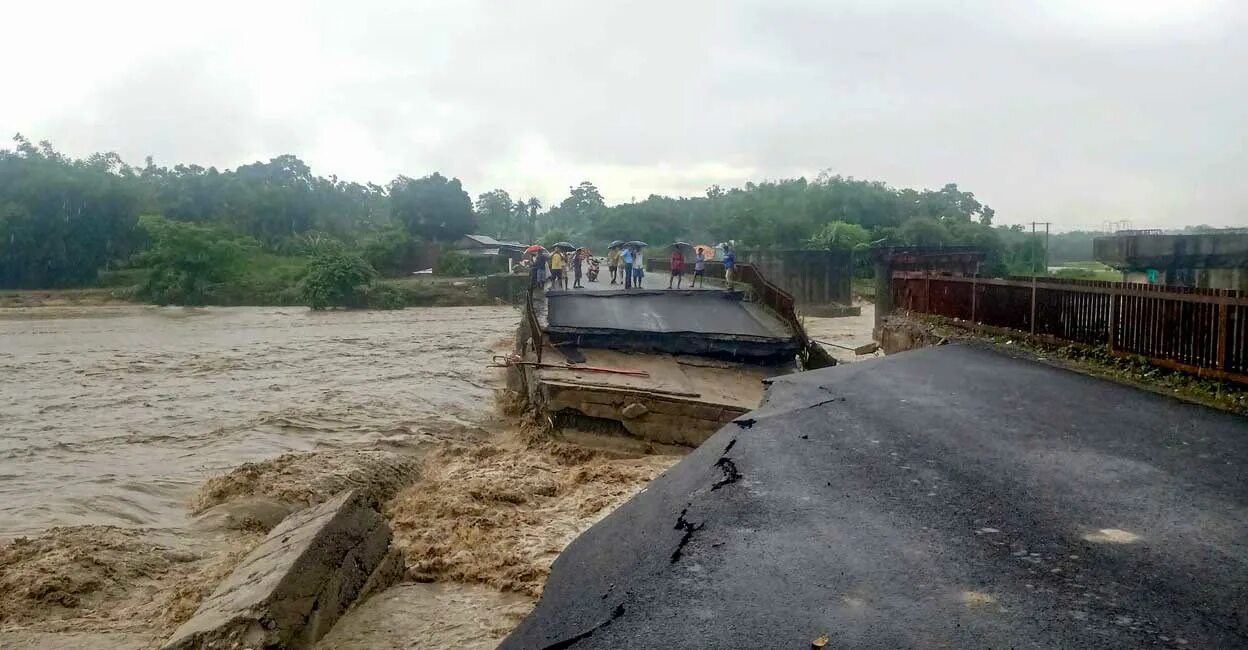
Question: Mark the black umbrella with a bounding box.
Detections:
[608,240,625,249]
[553,242,576,251]
[672,241,693,249]
[626,240,648,248]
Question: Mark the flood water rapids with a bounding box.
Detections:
[0,305,521,538]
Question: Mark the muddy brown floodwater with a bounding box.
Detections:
[0,305,516,536]
[0,304,683,649]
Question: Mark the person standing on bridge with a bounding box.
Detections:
[669,245,685,289]
[572,248,586,289]
[621,245,635,289]
[549,248,566,290]
[607,245,621,284]
[693,247,706,287]
[532,249,548,289]
[632,246,645,288]
[723,246,736,287]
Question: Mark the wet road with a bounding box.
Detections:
[503,344,1248,649]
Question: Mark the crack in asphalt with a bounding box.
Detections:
[537,603,626,650]
[711,456,741,491]
[670,508,705,564]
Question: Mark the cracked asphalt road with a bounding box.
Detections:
[500,345,1248,649]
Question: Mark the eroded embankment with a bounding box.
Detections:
[0,425,681,649]
[387,427,676,598]
[0,304,701,648]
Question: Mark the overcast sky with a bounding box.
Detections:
[4,0,1245,230]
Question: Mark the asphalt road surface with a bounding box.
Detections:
[545,289,793,340]
[501,344,1248,649]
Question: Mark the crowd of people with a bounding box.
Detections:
[525,242,737,293]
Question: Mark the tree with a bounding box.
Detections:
[2,132,1031,292]
[300,249,377,309]
[388,173,474,241]
[474,189,516,239]
[590,195,688,249]
[899,217,951,247]
[360,223,414,276]
[805,220,871,251]
[525,197,542,243]
[909,183,995,225]
[541,181,604,238]
[134,215,251,305]
[0,135,142,288]
[708,179,815,249]
[539,228,572,250]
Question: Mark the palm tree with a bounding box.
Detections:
[525,197,542,243]
[512,200,528,241]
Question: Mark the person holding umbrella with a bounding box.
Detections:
[669,242,689,289]
[572,247,589,289]
[549,245,566,290]
[607,241,623,284]
[693,244,711,287]
[621,243,635,289]
[524,245,548,289]
[628,241,647,288]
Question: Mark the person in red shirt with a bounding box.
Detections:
[669,246,686,289]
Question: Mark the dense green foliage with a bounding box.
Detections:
[0,135,493,293]
[135,215,251,305]
[300,248,378,309]
[806,221,872,251]
[389,173,474,241]
[435,250,474,277]
[10,134,1236,302]
[0,137,142,288]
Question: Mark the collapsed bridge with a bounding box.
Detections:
[509,268,832,446]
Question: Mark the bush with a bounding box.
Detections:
[300,250,377,309]
[437,250,473,276]
[360,283,406,310]
[1053,268,1098,280]
[361,225,416,276]
[806,221,870,251]
[95,268,149,288]
[538,228,572,250]
[134,215,253,305]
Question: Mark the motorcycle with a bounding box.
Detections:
[586,257,601,282]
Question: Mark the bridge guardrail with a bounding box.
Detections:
[647,258,836,369]
[893,271,1248,384]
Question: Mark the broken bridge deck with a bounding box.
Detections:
[532,345,782,446]
[516,280,809,446]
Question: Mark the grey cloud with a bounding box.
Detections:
[22,0,1248,227]
[44,53,304,168]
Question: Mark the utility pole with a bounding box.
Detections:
[1029,221,1052,275]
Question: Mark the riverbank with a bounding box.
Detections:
[0,275,500,310]
[0,304,686,649]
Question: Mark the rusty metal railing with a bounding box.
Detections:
[522,277,544,363]
[894,271,1248,384]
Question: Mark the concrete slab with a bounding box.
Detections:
[162,490,397,650]
[533,347,781,445]
[546,289,791,339]
[501,345,1248,649]
[543,290,799,362]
